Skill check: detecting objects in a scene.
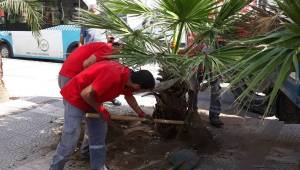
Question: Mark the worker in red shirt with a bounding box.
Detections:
[59,41,122,105]
[50,60,155,170]
[57,41,122,162]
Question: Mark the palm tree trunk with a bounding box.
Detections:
[152,69,188,138]
[0,54,9,102]
[152,69,212,142]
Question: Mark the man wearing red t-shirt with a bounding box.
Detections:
[50,60,155,170]
[58,41,123,162]
[59,41,122,105]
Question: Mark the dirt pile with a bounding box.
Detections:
[106,119,216,170]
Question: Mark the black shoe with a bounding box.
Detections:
[210,118,224,128]
[111,99,122,106]
[80,152,90,161]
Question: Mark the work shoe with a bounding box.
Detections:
[111,99,122,106]
[98,164,109,170]
[80,152,90,161]
[210,118,224,128]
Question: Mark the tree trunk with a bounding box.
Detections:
[0,54,9,102]
[152,69,213,144]
[152,69,188,138]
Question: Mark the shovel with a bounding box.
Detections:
[86,113,185,125]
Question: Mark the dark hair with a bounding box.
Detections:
[112,42,122,47]
[131,70,155,90]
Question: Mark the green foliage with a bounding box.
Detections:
[228,0,300,116]
[0,0,42,36]
[75,0,250,80]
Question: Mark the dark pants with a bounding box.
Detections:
[53,75,107,169]
[50,100,107,170]
[196,72,221,120]
[209,79,221,120]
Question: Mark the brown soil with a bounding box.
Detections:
[106,119,217,170]
[64,110,300,170]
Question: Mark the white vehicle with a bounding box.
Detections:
[0,0,85,61]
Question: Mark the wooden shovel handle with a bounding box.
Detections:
[86,113,184,125]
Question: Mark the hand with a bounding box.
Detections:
[83,55,96,68]
[138,111,145,118]
[98,105,110,121]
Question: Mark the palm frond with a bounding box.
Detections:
[213,0,252,29]
[104,0,151,16]
[0,0,42,36]
[154,0,217,53]
[227,0,300,116]
[74,1,133,35]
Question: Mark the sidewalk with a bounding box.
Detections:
[0,97,64,170]
[14,152,53,170]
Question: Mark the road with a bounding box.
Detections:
[3,58,62,98]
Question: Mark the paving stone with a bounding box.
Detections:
[0,100,37,116]
[0,98,63,170]
[23,96,60,105]
[277,124,300,144]
[28,102,64,118]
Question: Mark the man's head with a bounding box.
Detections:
[107,35,124,54]
[127,70,155,92]
[88,4,99,14]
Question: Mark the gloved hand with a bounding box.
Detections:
[98,105,110,121]
[137,111,146,118]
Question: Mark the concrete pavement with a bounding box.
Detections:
[0,97,63,170]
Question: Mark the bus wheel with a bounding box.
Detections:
[66,45,78,58]
[0,44,11,58]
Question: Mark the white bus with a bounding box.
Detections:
[0,0,87,61]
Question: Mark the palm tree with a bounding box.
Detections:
[75,0,252,137]
[0,0,42,102]
[225,0,300,116]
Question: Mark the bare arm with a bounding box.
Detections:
[80,85,101,111]
[79,35,84,46]
[83,54,113,69]
[124,95,144,116]
[83,55,97,68]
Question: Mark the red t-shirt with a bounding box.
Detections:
[59,42,113,78]
[61,60,133,112]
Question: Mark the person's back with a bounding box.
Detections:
[61,60,131,111]
[60,42,112,78]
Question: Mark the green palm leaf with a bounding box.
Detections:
[227,0,300,116]
[0,0,42,35]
